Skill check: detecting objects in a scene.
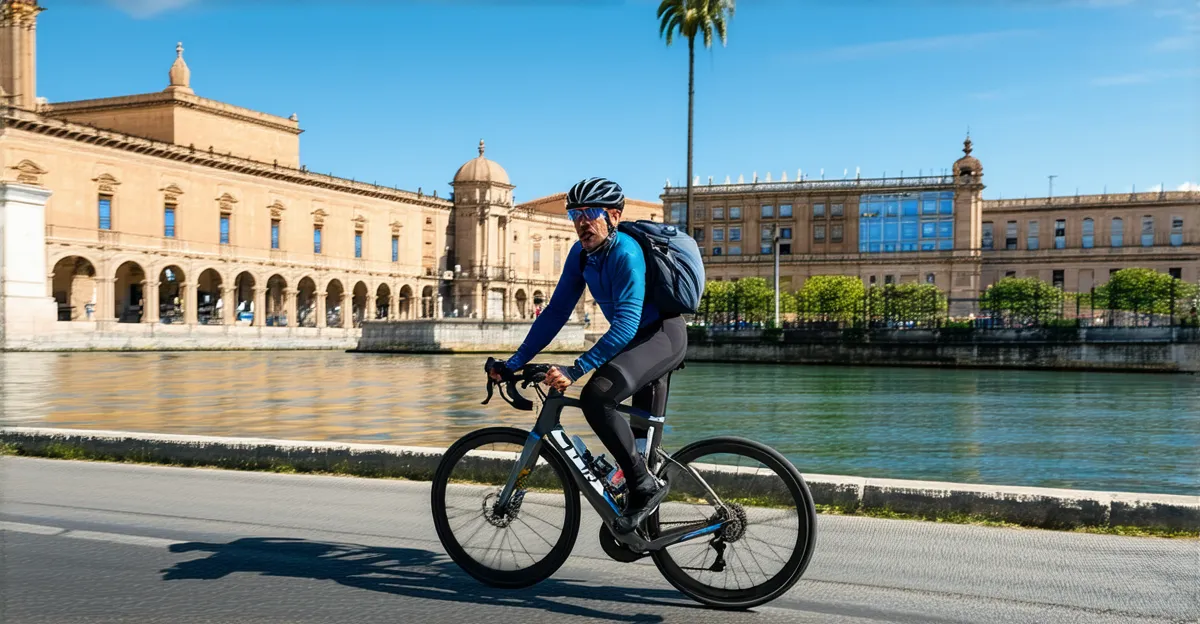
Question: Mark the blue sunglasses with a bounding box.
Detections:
[567,207,608,221]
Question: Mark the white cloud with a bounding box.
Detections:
[1179,182,1200,192]
[108,0,197,18]
[810,30,1036,61]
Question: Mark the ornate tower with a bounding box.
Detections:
[0,0,43,110]
[951,135,986,316]
[450,140,515,320]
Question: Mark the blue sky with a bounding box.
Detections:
[34,0,1199,203]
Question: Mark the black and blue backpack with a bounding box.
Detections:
[581,220,706,317]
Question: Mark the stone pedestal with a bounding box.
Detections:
[0,183,57,348]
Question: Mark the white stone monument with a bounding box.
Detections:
[0,182,56,349]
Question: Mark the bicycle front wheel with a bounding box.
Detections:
[648,436,817,610]
[431,427,580,588]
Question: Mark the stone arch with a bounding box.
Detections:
[233,271,257,324]
[514,289,528,320]
[197,268,224,324]
[114,260,146,323]
[375,283,392,320]
[420,285,435,319]
[266,274,287,326]
[157,264,186,323]
[533,290,546,316]
[352,281,369,327]
[51,256,97,321]
[326,279,346,327]
[297,276,318,327]
[398,284,414,320]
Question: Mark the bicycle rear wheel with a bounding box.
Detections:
[431,427,580,588]
[648,437,817,609]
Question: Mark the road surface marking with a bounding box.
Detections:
[0,521,66,536]
[1,521,182,548]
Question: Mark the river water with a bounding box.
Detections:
[1,352,1196,496]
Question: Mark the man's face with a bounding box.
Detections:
[573,207,622,251]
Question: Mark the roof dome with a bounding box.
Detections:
[953,136,983,178]
[453,140,510,185]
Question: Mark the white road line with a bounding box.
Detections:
[63,530,182,549]
[0,521,66,536]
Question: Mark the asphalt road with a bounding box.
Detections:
[1,457,1196,624]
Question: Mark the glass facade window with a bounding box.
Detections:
[669,202,686,225]
[1027,220,1039,250]
[780,204,793,218]
[220,215,230,245]
[164,205,176,238]
[982,222,994,249]
[270,219,280,249]
[98,196,112,230]
[832,223,843,242]
[693,227,705,242]
[858,191,954,253]
[1054,220,1066,249]
[831,203,844,217]
[314,226,322,254]
[1082,218,1094,249]
[1006,221,1018,250]
[1111,217,1123,247]
[1171,216,1183,246]
[761,205,774,218]
[392,235,399,262]
[813,203,825,217]
[712,207,724,220]
[355,232,363,258]
[1142,216,1154,246]
[713,228,725,242]
[814,225,826,241]
[729,227,741,242]
[729,206,742,220]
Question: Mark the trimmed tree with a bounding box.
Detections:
[796,275,865,323]
[980,277,1065,326]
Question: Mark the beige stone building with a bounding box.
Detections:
[664,138,1199,311]
[0,0,659,347]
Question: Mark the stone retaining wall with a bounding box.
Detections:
[3,427,1194,532]
[355,319,586,353]
[2,322,360,351]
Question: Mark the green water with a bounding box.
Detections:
[1,352,1196,495]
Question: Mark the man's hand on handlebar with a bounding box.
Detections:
[545,366,573,392]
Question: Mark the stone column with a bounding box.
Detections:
[182,282,197,325]
[284,288,297,328]
[222,286,236,325]
[388,290,398,320]
[342,292,352,328]
[95,277,115,322]
[366,293,376,323]
[0,183,57,346]
[253,287,266,327]
[143,279,160,324]
[316,292,327,328]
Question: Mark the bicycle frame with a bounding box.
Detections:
[493,388,727,554]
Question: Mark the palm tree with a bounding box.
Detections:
[657,0,735,236]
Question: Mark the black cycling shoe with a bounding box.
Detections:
[613,477,670,534]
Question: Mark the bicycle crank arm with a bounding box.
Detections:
[610,519,726,553]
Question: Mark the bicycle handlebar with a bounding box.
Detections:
[482,357,552,411]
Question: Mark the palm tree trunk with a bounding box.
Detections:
[685,35,695,236]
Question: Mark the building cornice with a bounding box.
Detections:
[42,91,303,136]
[661,175,961,199]
[982,191,1200,212]
[0,107,453,210]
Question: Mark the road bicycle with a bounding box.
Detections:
[430,358,818,609]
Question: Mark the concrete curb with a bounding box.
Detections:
[2,427,1196,532]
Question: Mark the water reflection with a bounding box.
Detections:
[1,352,1197,495]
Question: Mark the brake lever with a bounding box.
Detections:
[482,379,495,405]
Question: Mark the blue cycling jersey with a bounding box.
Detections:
[507,231,661,376]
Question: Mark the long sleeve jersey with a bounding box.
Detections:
[506,232,661,375]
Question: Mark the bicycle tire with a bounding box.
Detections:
[431,427,581,589]
[648,436,817,610]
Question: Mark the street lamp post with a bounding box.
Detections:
[773,225,781,328]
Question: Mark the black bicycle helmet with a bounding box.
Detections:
[566,177,625,211]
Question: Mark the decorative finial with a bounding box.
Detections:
[478,139,485,157]
[166,41,193,94]
[176,42,184,58]
[963,135,973,156]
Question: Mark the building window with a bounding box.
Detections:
[869,275,877,285]
[1142,215,1154,247]
[1171,216,1183,246]
[728,245,742,256]
[694,207,706,220]
[780,204,792,218]
[729,206,742,220]
[219,215,230,245]
[1169,267,1182,280]
[391,235,399,262]
[858,191,954,253]
[761,244,773,255]
[831,223,843,242]
[761,225,774,242]
[831,203,844,217]
[1006,221,1018,250]
[270,219,280,249]
[729,226,742,242]
[1005,270,1017,278]
[884,275,894,285]
[354,231,363,258]
[814,225,826,241]
[780,243,792,254]
[1111,217,1124,247]
[693,227,705,242]
[554,244,562,269]
[1082,218,1094,249]
[712,207,724,220]
[712,246,723,256]
[761,204,774,218]
[1054,219,1066,249]
[98,195,112,230]
[982,222,994,250]
[698,246,706,255]
[780,227,792,240]
[1052,270,1064,289]
[533,244,541,273]
[164,204,176,238]
[314,225,322,254]
[713,228,725,242]
[669,202,686,225]
[813,203,826,217]
[1027,220,1039,250]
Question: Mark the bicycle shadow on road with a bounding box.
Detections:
[160,537,693,622]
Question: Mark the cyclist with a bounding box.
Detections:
[489,177,686,534]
